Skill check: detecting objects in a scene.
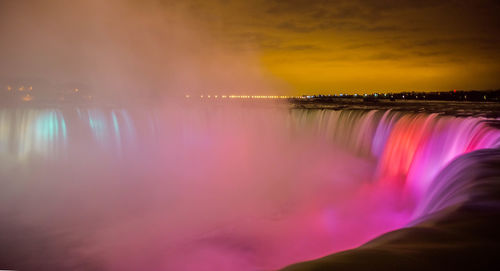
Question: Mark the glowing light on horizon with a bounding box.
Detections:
[195,94,304,99]
[22,94,33,101]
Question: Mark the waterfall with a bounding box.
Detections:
[1,105,499,271]
[291,108,500,215]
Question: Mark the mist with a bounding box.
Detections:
[0,104,415,270]
[0,0,286,101]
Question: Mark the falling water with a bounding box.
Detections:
[0,103,499,271]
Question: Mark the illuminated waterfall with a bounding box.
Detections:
[0,109,67,161]
[0,105,499,271]
[291,109,500,206]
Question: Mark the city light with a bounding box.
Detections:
[193,95,305,99]
[22,94,33,101]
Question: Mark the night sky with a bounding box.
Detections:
[1,0,499,95]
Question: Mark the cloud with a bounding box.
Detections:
[1,0,499,94]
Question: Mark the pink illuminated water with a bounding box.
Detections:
[0,104,499,270]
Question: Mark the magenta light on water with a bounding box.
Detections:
[0,104,499,271]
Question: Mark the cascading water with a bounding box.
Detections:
[0,103,499,271]
[291,108,499,208]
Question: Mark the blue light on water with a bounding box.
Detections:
[17,110,69,158]
[87,110,109,144]
[84,109,136,153]
[111,111,122,153]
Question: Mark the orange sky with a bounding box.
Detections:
[196,0,500,94]
[1,0,499,95]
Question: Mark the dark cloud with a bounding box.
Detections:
[285,44,322,51]
[276,22,316,33]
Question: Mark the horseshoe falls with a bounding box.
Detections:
[0,104,499,271]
